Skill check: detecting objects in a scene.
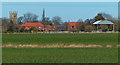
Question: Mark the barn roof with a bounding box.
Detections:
[93,20,114,24]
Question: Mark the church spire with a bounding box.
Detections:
[42,8,45,25]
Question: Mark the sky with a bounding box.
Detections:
[2,2,118,22]
[1,0,120,2]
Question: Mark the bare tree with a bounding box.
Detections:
[2,18,9,33]
[52,16,62,25]
[23,13,38,23]
[45,17,51,25]
[76,22,84,33]
[101,13,112,20]
[77,19,83,22]
[84,19,95,25]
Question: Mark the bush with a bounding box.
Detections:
[7,25,14,33]
[25,30,29,32]
[29,27,38,33]
[85,25,94,31]
[20,28,24,32]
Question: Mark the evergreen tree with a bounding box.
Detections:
[94,13,105,21]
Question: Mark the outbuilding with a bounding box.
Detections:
[93,20,114,32]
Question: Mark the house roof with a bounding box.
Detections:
[93,20,114,24]
[68,22,83,26]
[21,23,66,30]
[44,25,52,27]
[21,23,44,27]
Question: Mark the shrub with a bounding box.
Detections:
[20,28,24,32]
[85,25,94,31]
[29,27,38,33]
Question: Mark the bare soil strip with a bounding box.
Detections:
[1,44,119,48]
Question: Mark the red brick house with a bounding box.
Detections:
[21,23,66,32]
[68,22,83,31]
[43,25,54,31]
[21,23,44,31]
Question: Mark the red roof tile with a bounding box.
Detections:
[68,22,83,26]
[21,23,44,27]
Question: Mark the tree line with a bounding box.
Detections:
[1,12,120,33]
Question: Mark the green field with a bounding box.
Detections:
[2,33,118,63]
[3,48,118,63]
[2,33,118,45]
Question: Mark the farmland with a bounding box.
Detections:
[3,48,118,63]
[2,33,118,45]
[2,33,118,63]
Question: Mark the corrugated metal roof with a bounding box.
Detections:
[93,20,114,24]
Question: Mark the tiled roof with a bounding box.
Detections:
[44,25,52,27]
[68,22,83,26]
[21,23,44,27]
[53,25,65,27]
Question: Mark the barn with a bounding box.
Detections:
[68,22,83,31]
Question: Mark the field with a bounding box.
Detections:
[2,33,118,45]
[2,33,118,63]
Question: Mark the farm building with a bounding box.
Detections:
[93,20,114,32]
[21,23,66,32]
[68,22,83,31]
[21,23,44,31]
[21,22,84,32]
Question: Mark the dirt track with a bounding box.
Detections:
[1,44,119,48]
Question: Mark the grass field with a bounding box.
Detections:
[2,33,118,63]
[2,33,118,45]
[3,48,118,63]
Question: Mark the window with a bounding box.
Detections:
[39,27,41,28]
[72,26,74,28]
[14,15,16,17]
